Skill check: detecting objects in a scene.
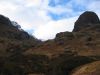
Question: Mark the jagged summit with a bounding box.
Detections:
[0,14,33,40]
[0,15,12,26]
[73,11,100,32]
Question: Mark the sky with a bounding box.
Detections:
[0,0,100,41]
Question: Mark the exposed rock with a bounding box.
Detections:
[11,21,22,30]
[0,14,34,40]
[73,11,100,32]
[0,15,12,25]
[55,32,74,40]
[55,32,74,45]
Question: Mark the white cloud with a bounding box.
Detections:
[0,0,100,41]
[26,0,42,7]
[25,0,49,8]
[86,0,100,19]
[33,16,77,40]
[48,5,73,15]
[87,1,100,12]
[0,1,18,16]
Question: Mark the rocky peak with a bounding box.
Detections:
[0,14,33,40]
[0,15,12,26]
[73,11,100,32]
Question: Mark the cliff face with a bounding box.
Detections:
[0,15,33,40]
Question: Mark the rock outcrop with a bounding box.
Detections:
[0,15,12,25]
[73,11,100,32]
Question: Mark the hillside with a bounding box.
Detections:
[71,61,100,75]
[25,11,100,57]
[0,11,100,75]
[0,15,41,56]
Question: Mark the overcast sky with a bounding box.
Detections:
[0,0,100,40]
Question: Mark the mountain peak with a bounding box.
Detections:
[0,14,34,40]
[73,11,100,32]
[0,15,12,26]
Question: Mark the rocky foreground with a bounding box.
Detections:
[0,11,100,75]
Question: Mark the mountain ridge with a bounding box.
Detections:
[0,11,100,75]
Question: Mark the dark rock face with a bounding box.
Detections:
[0,15,12,25]
[0,15,32,40]
[73,11,100,32]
